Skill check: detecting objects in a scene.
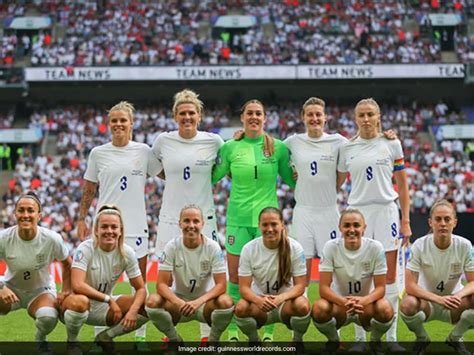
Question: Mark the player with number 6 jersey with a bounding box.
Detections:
[337,98,411,344]
[152,89,224,259]
[312,209,393,349]
[146,205,234,342]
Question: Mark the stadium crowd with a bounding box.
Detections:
[1,100,472,254]
[1,0,472,66]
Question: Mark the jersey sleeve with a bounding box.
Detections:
[276,140,296,188]
[151,133,163,162]
[406,240,422,273]
[159,239,175,272]
[0,232,5,260]
[464,242,474,273]
[84,148,99,183]
[337,144,348,173]
[373,243,388,275]
[318,242,335,273]
[125,248,142,279]
[146,145,163,176]
[72,242,92,272]
[290,241,307,277]
[211,243,227,274]
[389,139,405,172]
[238,243,253,277]
[212,141,231,184]
[53,232,70,261]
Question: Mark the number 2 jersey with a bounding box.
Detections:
[212,135,295,227]
[407,234,474,295]
[0,226,69,290]
[159,236,226,300]
[319,237,387,296]
[239,237,306,295]
[72,239,141,295]
[151,131,223,223]
[84,141,162,237]
[337,136,404,206]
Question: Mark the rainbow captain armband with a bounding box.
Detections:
[393,157,405,171]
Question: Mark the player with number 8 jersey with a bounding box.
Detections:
[337,98,411,345]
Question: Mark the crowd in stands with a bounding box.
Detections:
[1,100,472,253]
[1,1,472,66]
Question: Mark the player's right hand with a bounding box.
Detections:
[77,220,90,241]
[438,295,462,310]
[0,287,19,305]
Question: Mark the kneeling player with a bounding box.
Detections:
[312,209,393,346]
[0,193,72,353]
[400,200,474,354]
[62,205,148,352]
[234,207,310,342]
[146,205,234,342]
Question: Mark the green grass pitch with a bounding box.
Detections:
[0,282,472,342]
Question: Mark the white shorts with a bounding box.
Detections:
[124,235,149,259]
[156,216,218,257]
[427,301,452,323]
[8,282,57,312]
[86,295,123,326]
[343,313,361,327]
[291,205,340,258]
[353,202,400,251]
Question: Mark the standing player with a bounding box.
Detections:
[145,205,234,342]
[235,207,310,342]
[151,89,224,340]
[0,192,72,353]
[400,200,474,354]
[77,101,161,346]
[337,98,411,345]
[212,99,296,341]
[62,205,148,353]
[284,97,348,286]
[312,209,393,349]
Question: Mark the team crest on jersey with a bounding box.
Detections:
[159,252,166,264]
[74,250,83,262]
[113,264,122,276]
[228,235,235,246]
[362,261,371,273]
[451,263,461,274]
[36,254,45,264]
[200,260,210,273]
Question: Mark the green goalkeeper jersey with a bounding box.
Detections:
[212,134,296,227]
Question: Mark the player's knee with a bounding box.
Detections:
[293,296,310,316]
[216,294,234,309]
[146,293,164,309]
[234,300,250,317]
[66,295,90,313]
[312,299,331,322]
[400,295,420,316]
[374,299,393,322]
[35,307,59,334]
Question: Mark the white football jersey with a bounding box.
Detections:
[239,237,306,295]
[407,234,474,295]
[285,133,348,208]
[152,131,223,224]
[337,137,404,206]
[159,236,226,299]
[84,141,162,237]
[0,226,69,290]
[72,239,141,295]
[319,237,387,297]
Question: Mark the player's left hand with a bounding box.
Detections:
[269,294,284,307]
[383,129,398,140]
[400,221,412,246]
[121,310,138,331]
[56,291,71,306]
[180,299,202,317]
